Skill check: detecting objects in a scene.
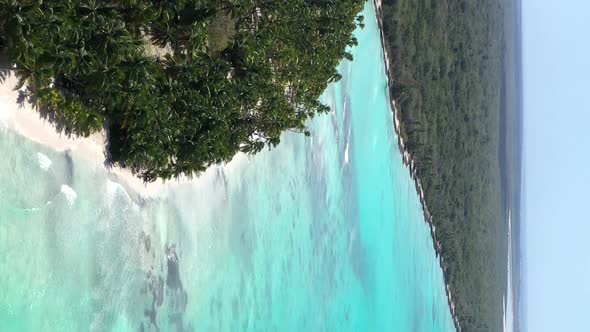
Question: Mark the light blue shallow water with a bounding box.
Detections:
[0,3,455,331]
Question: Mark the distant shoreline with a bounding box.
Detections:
[371,1,462,330]
[504,208,515,332]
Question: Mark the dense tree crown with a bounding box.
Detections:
[0,0,366,181]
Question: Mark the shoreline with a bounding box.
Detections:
[504,208,515,332]
[0,75,178,198]
[371,1,462,330]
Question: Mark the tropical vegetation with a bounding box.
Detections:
[379,0,510,330]
[0,0,366,181]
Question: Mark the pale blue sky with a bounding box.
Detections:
[522,0,590,330]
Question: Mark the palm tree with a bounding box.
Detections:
[0,0,367,180]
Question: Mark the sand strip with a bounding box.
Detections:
[0,75,174,198]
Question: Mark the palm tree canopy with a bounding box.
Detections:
[0,0,366,181]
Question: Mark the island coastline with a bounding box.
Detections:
[372,0,462,330]
[0,75,178,198]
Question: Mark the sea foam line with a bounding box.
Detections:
[37,152,52,171]
[60,184,77,209]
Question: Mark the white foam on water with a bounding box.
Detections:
[105,179,130,201]
[105,179,140,213]
[344,124,352,165]
[24,201,53,212]
[37,152,52,171]
[60,184,77,208]
[344,140,350,164]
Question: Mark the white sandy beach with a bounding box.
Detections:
[504,209,515,332]
[0,75,174,197]
[0,74,254,199]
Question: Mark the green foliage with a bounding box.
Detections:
[207,13,236,54]
[380,0,508,330]
[0,0,366,181]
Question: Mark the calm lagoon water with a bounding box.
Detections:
[0,3,455,331]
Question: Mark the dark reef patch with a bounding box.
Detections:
[139,243,191,332]
[63,149,74,184]
[140,231,151,252]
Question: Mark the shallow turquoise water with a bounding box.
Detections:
[0,3,455,331]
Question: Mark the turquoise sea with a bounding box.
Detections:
[0,3,455,331]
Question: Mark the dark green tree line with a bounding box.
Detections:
[379,0,507,330]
